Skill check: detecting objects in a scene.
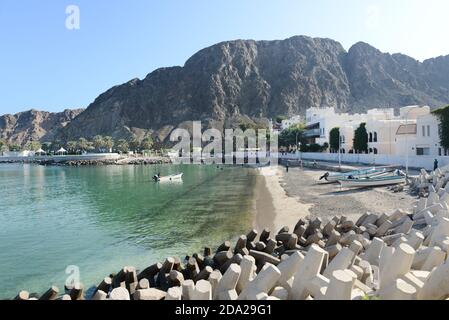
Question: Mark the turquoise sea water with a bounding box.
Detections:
[0,164,256,298]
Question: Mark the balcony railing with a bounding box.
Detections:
[304,129,321,138]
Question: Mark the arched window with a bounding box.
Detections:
[374,148,378,155]
[374,132,378,143]
[369,148,373,154]
[369,132,373,143]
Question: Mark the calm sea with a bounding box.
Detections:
[0,164,256,298]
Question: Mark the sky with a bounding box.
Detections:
[0,0,448,115]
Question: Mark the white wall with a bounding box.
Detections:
[288,152,449,171]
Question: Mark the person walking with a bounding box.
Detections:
[434,158,439,171]
[286,162,289,173]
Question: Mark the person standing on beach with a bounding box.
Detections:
[434,159,439,171]
[286,163,289,172]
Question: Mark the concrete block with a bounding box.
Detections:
[109,287,130,300]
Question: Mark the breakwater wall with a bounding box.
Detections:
[0,155,172,166]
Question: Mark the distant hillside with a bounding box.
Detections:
[0,109,84,146]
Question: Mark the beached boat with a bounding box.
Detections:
[153,173,183,182]
[320,167,389,182]
[338,174,406,188]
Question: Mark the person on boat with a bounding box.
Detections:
[434,159,439,171]
[153,172,161,181]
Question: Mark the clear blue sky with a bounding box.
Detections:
[1,0,448,115]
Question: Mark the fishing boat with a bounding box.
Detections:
[153,173,183,182]
[320,167,389,182]
[338,174,406,188]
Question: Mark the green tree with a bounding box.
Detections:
[432,105,449,150]
[66,141,78,154]
[275,115,288,124]
[353,123,369,154]
[116,139,129,153]
[41,142,52,153]
[51,140,63,152]
[140,136,154,151]
[0,139,8,152]
[93,135,105,151]
[129,139,140,152]
[9,143,21,152]
[103,136,114,152]
[77,138,91,153]
[279,124,305,150]
[25,141,41,151]
[329,127,340,153]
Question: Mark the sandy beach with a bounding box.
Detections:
[254,165,416,232]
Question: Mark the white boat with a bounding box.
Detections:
[320,168,389,182]
[338,174,406,188]
[154,173,183,182]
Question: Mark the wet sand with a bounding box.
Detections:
[253,166,416,231]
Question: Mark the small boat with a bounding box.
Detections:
[153,173,183,182]
[338,174,406,188]
[320,168,389,182]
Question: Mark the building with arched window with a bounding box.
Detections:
[306,105,444,157]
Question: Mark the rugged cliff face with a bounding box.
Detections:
[0,109,84,145]
[3,35,449,145]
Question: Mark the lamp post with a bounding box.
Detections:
[405,110,411,177]
[296,131,300,159]
[338,134,342,170]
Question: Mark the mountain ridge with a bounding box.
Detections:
[2,35,449,145]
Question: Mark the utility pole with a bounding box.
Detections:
[338,133,342,170]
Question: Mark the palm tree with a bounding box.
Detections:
[66,141,78,154]
[140,136,153,151]
[93,135,105,152]
[129,139,140,153]
[116,139,129,154]
[0,139,8,153]
[77,138,91,153]
[9,143,21,152]
[103,136,114,153]
[25,141,42,151]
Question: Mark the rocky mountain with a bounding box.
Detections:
[0,109,84,146]
[3,35,449,145]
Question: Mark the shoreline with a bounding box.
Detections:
[253,165,416,231]
[253,166,312,233]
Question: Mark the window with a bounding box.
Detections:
[427,125,430,137]
[416,148,430,156]
[439,148,442,156]
[369,132,373,143]
[374,132,378,142]
[374,148,378,155]
[369,148,373,154]
[422,126,425,137]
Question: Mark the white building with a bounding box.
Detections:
[414,113,446,156]
[281,115,302,131]
[305,107,394,152]
[305,105,444,157]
